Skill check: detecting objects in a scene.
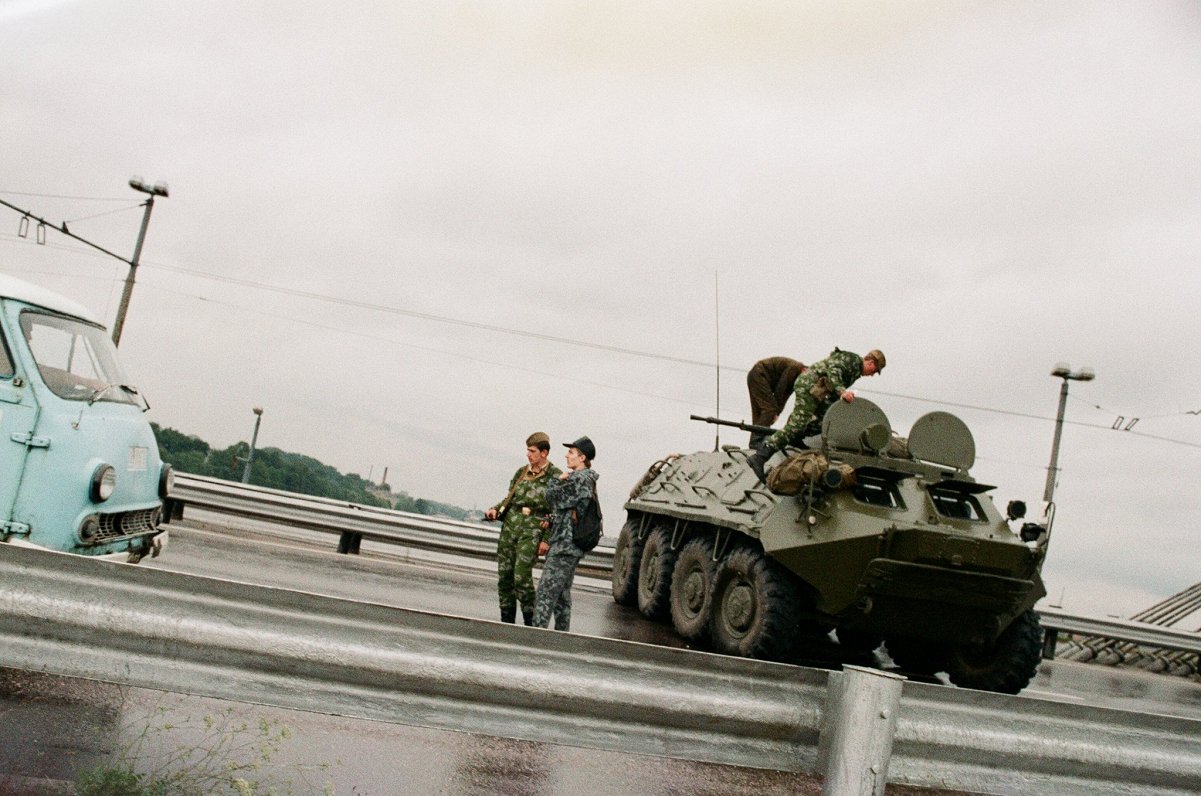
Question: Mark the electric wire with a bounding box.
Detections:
[5,247,1201,451]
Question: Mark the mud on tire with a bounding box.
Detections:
[611,518,645,606]
[637,527,677,620]
[709,546,800,660]
[669,536,716,641]
[945,610,1044,694]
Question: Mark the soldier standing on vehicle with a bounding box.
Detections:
[532,436,599,632]
[746,348,886,481]
[745,356,807,448]
[485,432,561,625]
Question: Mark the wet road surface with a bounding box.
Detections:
[1,667,977,795]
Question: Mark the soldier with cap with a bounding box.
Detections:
[532,436,599,632]
[746,356,808,448]
[485,432,562,625]
[746,348,886,481]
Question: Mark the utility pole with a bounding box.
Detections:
[1043,363,1095,507]
[112,176,169,346]
[242,407,264,484]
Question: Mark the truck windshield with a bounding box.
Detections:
[19,310,139,406]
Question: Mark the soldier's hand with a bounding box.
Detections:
[485,508,498,521]
[841,390,856,403]
[537,541,549,557]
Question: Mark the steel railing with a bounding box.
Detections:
[168,473,1200,677]
[1,543,1198,795]
[168,471,615,576]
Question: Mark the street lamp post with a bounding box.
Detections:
[242,407,264,484]
[111,176,169,346]
[1043,363,1095,507]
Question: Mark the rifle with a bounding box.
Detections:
[689,415,774,436]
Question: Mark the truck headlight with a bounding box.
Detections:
[159,463,175,498]
[91,464,116,502]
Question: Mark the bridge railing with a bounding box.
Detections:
[1,543,1198,795]
[167,473,1200,676]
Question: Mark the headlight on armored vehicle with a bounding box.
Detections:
[159,463,175,498]
[91,464,117,502]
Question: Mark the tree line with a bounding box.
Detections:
[152,423,473,520]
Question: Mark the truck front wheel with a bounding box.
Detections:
[611,519,644,606]
[637,527,677,620]
[709,547,799,660]
[945,610,1043,694]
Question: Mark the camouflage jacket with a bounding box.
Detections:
[492,462,562,529]
[544,467,600,549]
[809,348,864,399]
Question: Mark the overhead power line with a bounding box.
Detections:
[0,189,132,202]
[148,261,721,370]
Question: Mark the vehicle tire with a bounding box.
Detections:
[669,536,716,641]
[945,610,1044,694]
[637,527,678,620]
[884,636,948,676]
[611,519,645,606]
[709,546,800,660]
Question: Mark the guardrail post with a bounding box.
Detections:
[817,665,905,796]
[336,531,363,554]
[1042,627,1059,660]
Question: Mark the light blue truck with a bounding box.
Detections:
[0,273,170,561]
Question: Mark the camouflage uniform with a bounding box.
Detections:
[746,356,806,447]
[532,467,600,632]
[492,461,561,620]
[765,348,864,453]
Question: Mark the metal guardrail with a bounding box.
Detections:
[170,473,1201,675]
[169,472,615,577]
[1,543,1198,794]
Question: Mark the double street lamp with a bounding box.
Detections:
[1043,362,1095,508]
[111,176,169,346]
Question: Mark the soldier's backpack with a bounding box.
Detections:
[571,481,604,552]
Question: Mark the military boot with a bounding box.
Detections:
[745,447,770,484]
[500,606,517,624]
[522,609,535,626]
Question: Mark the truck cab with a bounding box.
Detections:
[0,273,170,561]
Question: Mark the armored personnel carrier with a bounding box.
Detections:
[613,399,1049,694]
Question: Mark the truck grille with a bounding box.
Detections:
[94,509,160,543]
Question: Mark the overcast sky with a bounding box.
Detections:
[2,1,1199,621]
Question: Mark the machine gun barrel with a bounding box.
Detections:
[689,414,774,435]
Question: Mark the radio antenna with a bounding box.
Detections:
[714,270,721,452]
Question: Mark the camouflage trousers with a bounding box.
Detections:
[532,542,584,631]
[496,521,540,612]
[766,375,826,452]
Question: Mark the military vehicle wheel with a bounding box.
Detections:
[945,610,1043,694]
[709,547,800,660]
[611,519,644,606]
[669,536,716,641]
[884,636,948,676]
[637,527,677,620]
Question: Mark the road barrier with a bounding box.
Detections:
[2,544,1198,795]
[169,473,1201,679]
[169,472,614,577]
